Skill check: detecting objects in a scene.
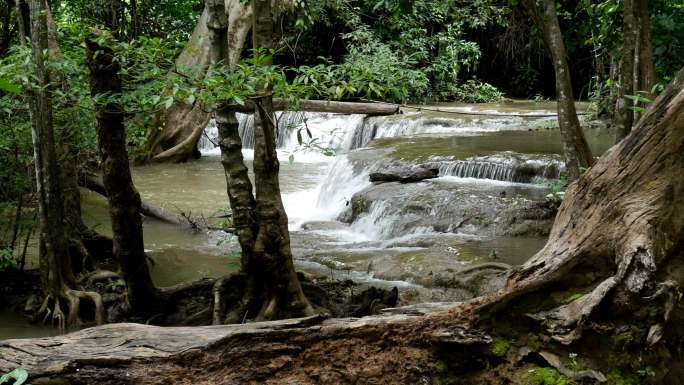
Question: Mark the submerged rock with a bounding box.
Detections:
[369,165,438,183]
[339,178,556,239]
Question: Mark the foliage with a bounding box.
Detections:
[0,368,29,385]
[452,79,504,103]
[546,175,568,195]
[56,0,201,41]
[0,247,16,271]
[286,0,507,102]
[527,367,574,385]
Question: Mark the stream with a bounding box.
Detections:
[3,100,616,339]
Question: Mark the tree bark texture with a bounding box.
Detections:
[23,0,105,329]
[616,0,637,141]
[86,33,159,315]
[521,0,594,181]
[143,0,252,164]
[485,66,684,346]
[636,0,656,95]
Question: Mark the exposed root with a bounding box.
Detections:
[526,244,654,344]
[212,277,228,325]
[78,269,120,286]
[34,288,106,330]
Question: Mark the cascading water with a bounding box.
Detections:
[422,152,564,183]
[198,112,367,155]
[198,109,559,155]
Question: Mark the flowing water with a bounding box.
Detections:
[2,100,616,339]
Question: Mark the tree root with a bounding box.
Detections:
[526,244,658,344]
[34,287,106,330]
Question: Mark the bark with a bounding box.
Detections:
[636,0,656,95]
[28,0,74,295]
[521,0,593,181]
[24,0,104,329]
[142,0,252,164]
[242,0,312,321]
[485,66,684,345]
[3,68,684,384]
[86,32,160,315]
[522,0,594,181]
[616,0,637,141]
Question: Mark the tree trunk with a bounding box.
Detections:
[245,0,313,321]
[521,0,594,181]
[24,0,104,329]
[616,0,637,141]
[485,66,684,347]
[28,0,75,290]
[142,0,252,164]
[636,0,656,95]
[85,32,160,316]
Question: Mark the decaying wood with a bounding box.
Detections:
[483,67,684,344]
[0,307,489,385]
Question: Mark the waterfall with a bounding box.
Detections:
[198,119,219,154]
[200,109,558,154]
[423,152,563,183]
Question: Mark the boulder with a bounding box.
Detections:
[369,166,439,183]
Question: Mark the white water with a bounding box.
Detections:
[197,106,564,245]
[198,110,558,155]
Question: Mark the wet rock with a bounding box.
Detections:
[369,165,438,183]
[300,221,350,231]
[339,179,555,239]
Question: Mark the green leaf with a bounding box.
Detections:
[0,368,29,385]
[0,79,20,94]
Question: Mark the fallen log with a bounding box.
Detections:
[80,174,187,228]
[0,304,491,385]
[226,99,401,116]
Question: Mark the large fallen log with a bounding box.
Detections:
[0,304,491,385]
[227,99,401,115]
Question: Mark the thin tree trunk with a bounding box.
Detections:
[616,0,637,141]
[249,0,313,320]
[26,0,104,328]
[521,0,593,181]
[86,32,160,315]
[636,0,656,94]
[9,144,23,252]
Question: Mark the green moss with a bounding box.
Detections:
[490,338,513,358]
[606,369,641,385]
[527,367,575,385]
